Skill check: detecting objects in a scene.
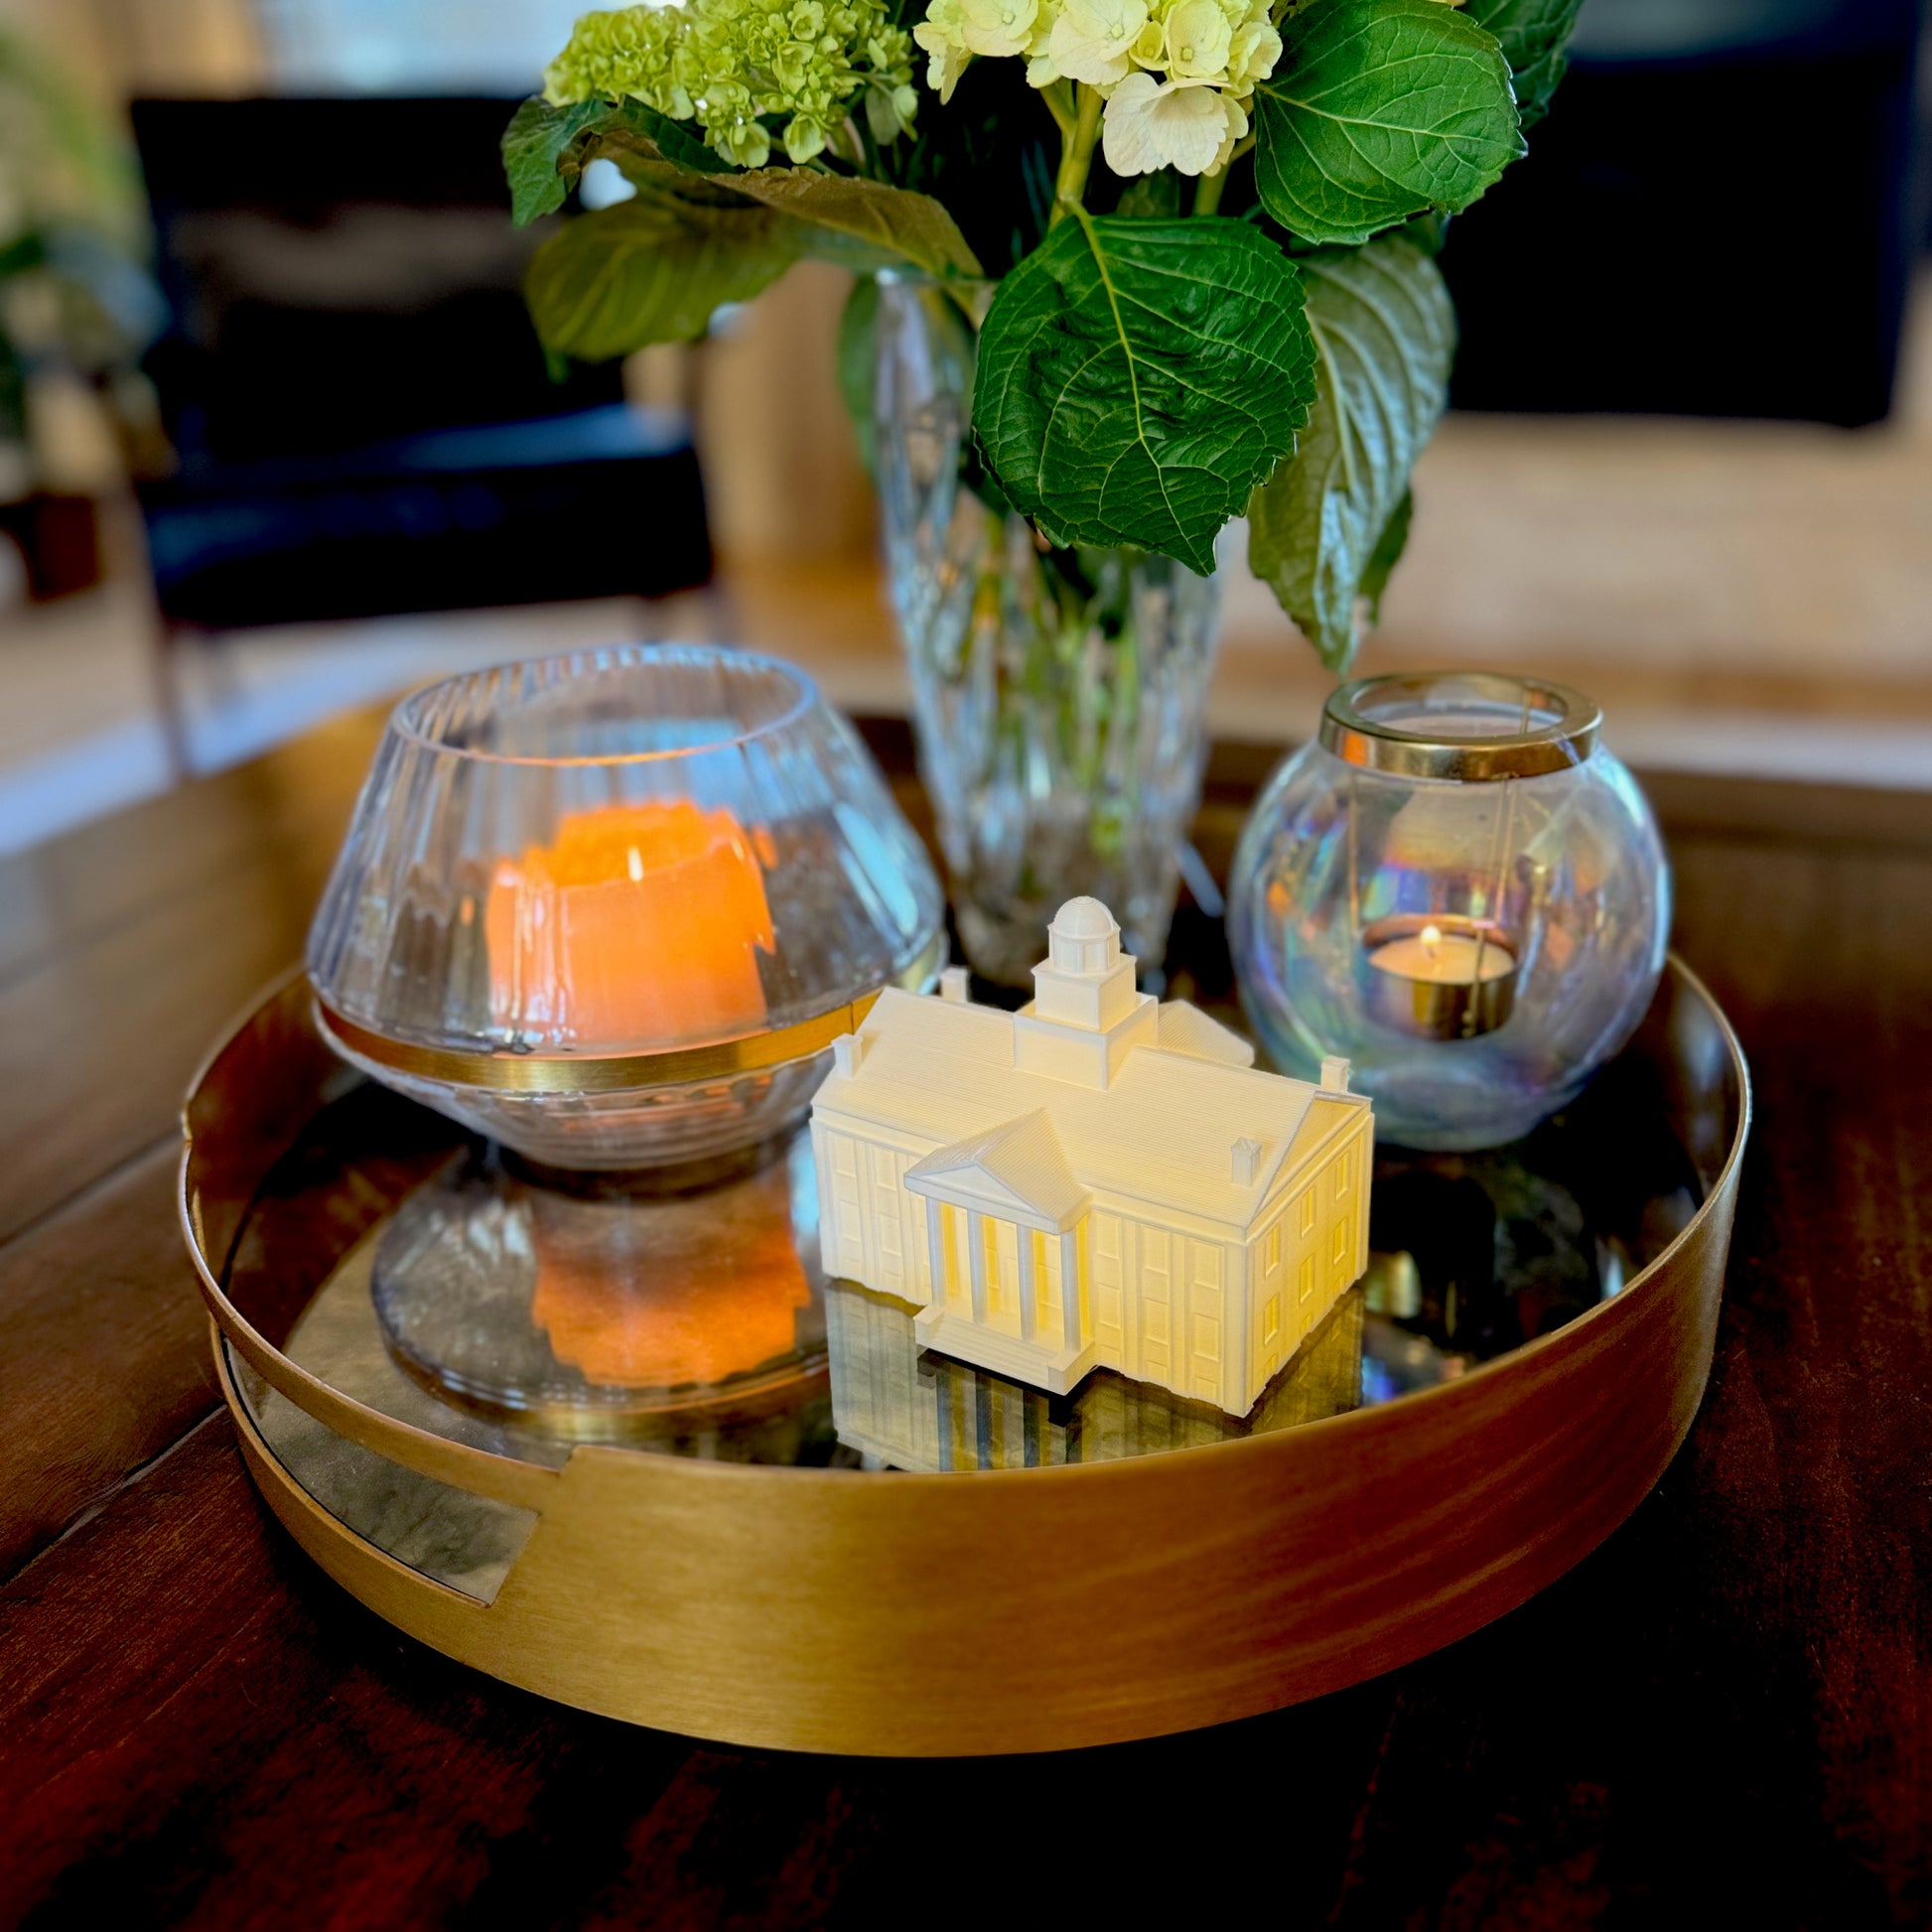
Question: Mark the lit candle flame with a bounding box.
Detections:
[1420,921,1443,958]
[487,803,773,1043]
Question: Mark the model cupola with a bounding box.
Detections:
[1016,897,1158,1086]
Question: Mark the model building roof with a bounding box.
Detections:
[1154,998,1256,1067]
[816,987,1366,1229]
[904,1110,1089,1232]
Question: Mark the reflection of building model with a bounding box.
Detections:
[824,1276,1366,1471]
[811,898,1373,1417]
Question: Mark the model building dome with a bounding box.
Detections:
[1048,897,1121,975]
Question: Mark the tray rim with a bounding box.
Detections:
[181,956,1750,1754]
[181,961,1748,1493]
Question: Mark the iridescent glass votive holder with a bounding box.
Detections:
[1228,672,1669,1150]
[307,644,945,1170]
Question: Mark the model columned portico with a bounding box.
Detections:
[810,898,1373,1416]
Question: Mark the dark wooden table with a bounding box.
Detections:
[1,713,1927,1929]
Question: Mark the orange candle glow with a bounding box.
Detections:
[529,1193,812,1390]
[485,800,774,1046]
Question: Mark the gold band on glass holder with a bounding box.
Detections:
[1320,672,1602,783]
[314,931,947,1095]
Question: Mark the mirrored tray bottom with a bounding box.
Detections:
[186,963,1745,1753]
[227,1029,1702,1601]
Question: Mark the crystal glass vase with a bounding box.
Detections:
[873,275,1223,986]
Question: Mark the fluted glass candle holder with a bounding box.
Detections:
[308,644,945,1169]
[1228,673,1669,1150]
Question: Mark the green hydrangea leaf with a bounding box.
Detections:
[836,275,879,475]
[524,183,802,357]
[580,98,735,180]
[504,96,731,228]
[729,171,983,282]
[1254,0,1523,246]
[973,212,1316,575]
[1357,485,1413,623]
[1463,0,1586,127]
[1247,232,1452,670]
[502,97,606,226]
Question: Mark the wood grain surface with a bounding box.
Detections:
[1,714,1927,1926]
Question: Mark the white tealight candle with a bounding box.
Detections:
[1361,918,1520,1040]
[1367,922,1516,987]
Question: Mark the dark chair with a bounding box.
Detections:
[129,96,712,756]
[1440,0,1922,426]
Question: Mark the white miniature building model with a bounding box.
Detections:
[810,898,1373,1417]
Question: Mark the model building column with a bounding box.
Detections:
[924,1199,947,1309]
[1059,1225,1082,1351]
[967,1210,988,1323]
[1017,1230,1036,1341]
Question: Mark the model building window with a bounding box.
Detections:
[1331,1220,1348,1266]
[1333,1150,1352,1202]
[1298,1253,1314,1303]
[1264,1295,1281,1344]
[1298,1190,1315,1236]
[1266,1223,1282,1271]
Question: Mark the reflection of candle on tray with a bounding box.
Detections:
[1364,917,1518,1040]
[486,800,774,1045]
[529,1191,811,1390]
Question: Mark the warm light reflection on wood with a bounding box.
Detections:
[486,801,774,1045]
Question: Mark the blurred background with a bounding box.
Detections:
[0,0,1927,854]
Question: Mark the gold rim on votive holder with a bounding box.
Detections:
[1361,912,1520,1041]
[1321,672,1601,783]
[314,928,947,1096]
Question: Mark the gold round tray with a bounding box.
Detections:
[181,960,1748,1756]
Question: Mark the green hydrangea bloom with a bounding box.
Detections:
[545,8,693,119]
[545,1,916,172]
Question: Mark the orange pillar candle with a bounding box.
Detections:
[486,800,775,1046]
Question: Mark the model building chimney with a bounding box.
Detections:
[1319,1055,1350,1092]
[938,966,970,1003]
[833,1034,865,1074]
[1230,1136,1263,1183]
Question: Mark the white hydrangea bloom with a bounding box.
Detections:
[1160,0,1231,80]
[913,0,975,99]
[1101,71,1240,176]
[1047,0,1149,87]
[1208,89,1247,172]
[1025,0,1064,84]
[914,0,1280,177]
[959,0,1039,59]
[1128,18,1165,69]
[1224,13,1280,92]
